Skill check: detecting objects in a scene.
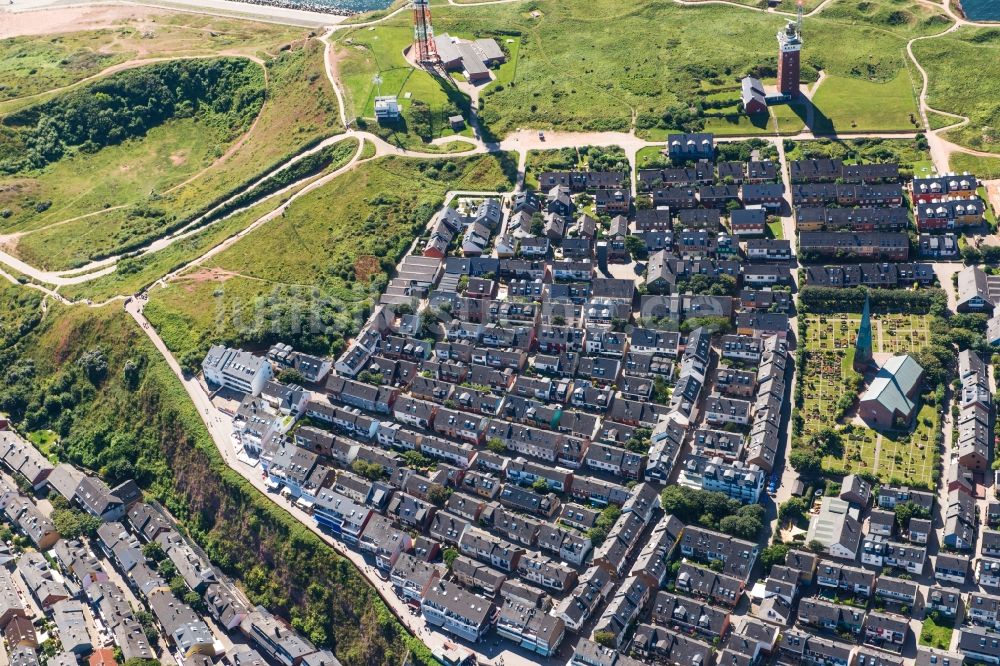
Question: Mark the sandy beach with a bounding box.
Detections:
[0,0,345,33]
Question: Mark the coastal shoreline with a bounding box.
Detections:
[0,0,359,28]
[953,0,1000,22]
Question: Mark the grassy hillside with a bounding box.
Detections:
[144,152,517,369]
[0,39,342,271]
[58,138,361,303]
[0,14,306,110]
[0,294,431,666]
[912,26,1000,153]
[335,0,947,137]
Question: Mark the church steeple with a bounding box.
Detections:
[854,291,873,372]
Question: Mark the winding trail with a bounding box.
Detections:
[149,135,366,289]
[904,12,1000,172]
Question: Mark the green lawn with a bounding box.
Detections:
[926,110,959,131]
[767,218,784,239]
[770,100,809,136]
[913,26,1000,153]
[920,613,954,650]
[334,25,471,148]
[1,40,342,272]
[336,0,947,138]
[145,153,517,364]
[637,146,667,169]
[809,72,921,134]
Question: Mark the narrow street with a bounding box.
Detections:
[123,300,542,666]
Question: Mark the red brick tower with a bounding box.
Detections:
[776,2,803,98]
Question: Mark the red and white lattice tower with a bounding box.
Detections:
[413,0,440,64]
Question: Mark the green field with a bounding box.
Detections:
[809,72,921,134]
[951,153,1000,179]
[801,313,937,486]
[334,24,474,148]
[335,0,947,139]
[0,40,341,272]
[9,115,243,270]
[913,26,1000,153]
[144,153,517,366]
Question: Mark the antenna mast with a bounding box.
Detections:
[412,0,440,64]
[797,0,804,36]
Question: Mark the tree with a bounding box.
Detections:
[169,575,188,598]
[52,507,101,540]
[661,485,743,529]
[594,631,617,648]
[720,504,765,540]
[142,541,165,562]
[443,548,459,569]
[351,459,384,481]
[759,544,790,574]
[486,438,506,454]
[625,427,652,454]
[778,497,808,524]
[807,539,826,553]
[894,501,930,529]
[530,213,545,236]
[427,485,451,508]
[624,235,647,261]
[789,449,822,477]
[531,478,550,493]
[158,559,177,580]
[276,368,306,385]
[587,505,622,546]
[402,450,432,469]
